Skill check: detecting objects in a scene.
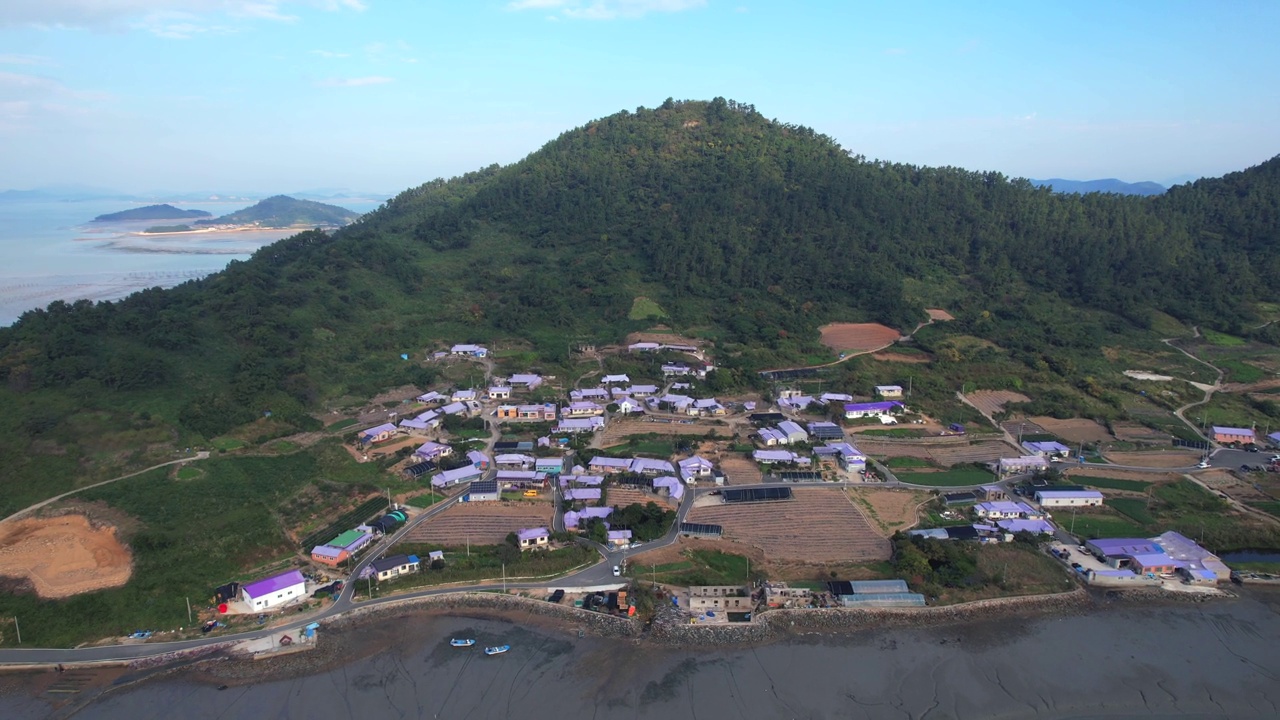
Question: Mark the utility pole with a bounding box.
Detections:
[502,564,507,593]
[367,574,372,599]
[186,597,192,625]
[1070,507,1077,536]
[13,617,20,644]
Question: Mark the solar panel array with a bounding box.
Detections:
[679,522,723,538]
[777,471,822,482]
[721,486,793,503]
[404,460,436,478]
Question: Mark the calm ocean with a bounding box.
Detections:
[0,198,384,326]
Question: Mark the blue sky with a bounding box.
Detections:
[2,0,1277,193]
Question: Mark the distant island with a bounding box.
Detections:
[142,224,194,234]
[93,204,213,222]
[1030,178,1166,196]
[194,195,359,228]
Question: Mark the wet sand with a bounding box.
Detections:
[5,591,1278,719]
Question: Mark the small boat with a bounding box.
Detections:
[484,645,510,656]
[450,638,476,647]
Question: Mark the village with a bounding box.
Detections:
[206,330,1280,642]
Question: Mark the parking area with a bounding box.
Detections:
[1047,541,1113,576]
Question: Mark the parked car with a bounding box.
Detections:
[548,589,565,603]
[612,565,621,577]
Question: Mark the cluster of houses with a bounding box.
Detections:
[747,419,867,476]
[1081,531,1229,585]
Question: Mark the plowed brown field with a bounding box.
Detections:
[402,502,553,546]
[818,323,901,353]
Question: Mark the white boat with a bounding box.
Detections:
[450,638,475,647]
[484,644,510,656]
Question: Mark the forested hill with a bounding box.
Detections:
[195,195,359,227]
[93,204,212,222]
[1030,178,1166,196]
[0,98,1278,493]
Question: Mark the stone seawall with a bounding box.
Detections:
[332,592,640,638]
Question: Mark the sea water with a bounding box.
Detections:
[0,198,384,326]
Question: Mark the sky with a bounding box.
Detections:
[2,0,1278,194]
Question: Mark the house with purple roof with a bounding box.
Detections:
[564,401,605,418]
[241,569,307,611]
[432,465,482,488]
[488,386,512,400]
[557,417,605,433]
[652,476,685,501]
[467,450,490,469]
[629,384,659,397]
[753,449,801,464]
[516,527,550,550]
[570,388,610,402]
[564,488,603,502]
[560,474,605,487]
[996,518,1055,535]
[843,401,904,419]
[607,529,632,547]
[601,374,630,386]
[629,342,661,352]
[508,373,543,389]
[678,455,714,482]
[1212,426,1256,445]
[450,344,488,357]
[630,457,675,475]
[824,442,866,472]
[588,456,632,474]
[757,427,787,446]
[1085,538,1181,575]
[973,500,1040,519]
[417,391,447,405]
[495,453,536,469]
[357,422,399,445]
[440,401,468,416]
[564,506,612,531]
[413,441,453,461]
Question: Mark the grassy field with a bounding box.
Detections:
[885,457,934,469]
[1250,502,1280,519]
[932,544,1072,605]
[637,550,760,586]
[1065,509,1148,539]
[374,544,595,593]
[325,418,359,431]
[897,466,993,486]
[1078,476,1152,492]
[406,492,444,509]
[629,296,669,320]
[210,437,247,451]
[1106,497,1156,524]
[1201,328,1247,347]
[175,466,202,480]
[860,428,933,438]
[1218,359,1266,384]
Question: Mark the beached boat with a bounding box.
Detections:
[484,645,510,656]
[450,638,476,647]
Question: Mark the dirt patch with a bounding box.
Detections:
[964,390,1030,416]
[401,501,553,546]
[818,323,901,353]
[1195,471,1273,503]
[608,487,675,510]
[925,308,955,321]
[1111,422,1173,443]
[850,489,928,536]
[717,455,763,485]
[0,514,133,598]
[871,352,931,364]
[1029,417,1115,444]
[1062,467,1179,483]
[1101,451,1201,468]
[684,487,889,563]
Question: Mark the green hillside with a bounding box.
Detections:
[93,204,211,222]
[1,98,1279,514]
[195,195,360,228]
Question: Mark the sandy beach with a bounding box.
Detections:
[4,588,1277,719]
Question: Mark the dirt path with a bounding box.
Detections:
[1162,329,1225,446]
[759,316,938,376]
[0,451,210,526]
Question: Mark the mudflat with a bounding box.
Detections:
[11,591,1278,719]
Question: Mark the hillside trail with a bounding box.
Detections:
[1162,328,1225,447]
[0,451,210,526]
[759,316,937,376]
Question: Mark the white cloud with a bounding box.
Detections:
[316,75,392,87]
[0,1,366,35]
[508,0,705,20]
[0,70,113,133]
[0,54,54,66]
[364,40,417,64]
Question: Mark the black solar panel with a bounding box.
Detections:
[808,426,845,440]
[777,471,822,482]
[679,522,723,537]
[721,486,793,503]
[470,479,498,494]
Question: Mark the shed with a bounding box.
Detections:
[241,570,306,611]
[467,478,500,502]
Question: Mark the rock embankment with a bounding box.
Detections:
[335,592,640,637]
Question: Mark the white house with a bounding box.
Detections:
[1034,490,1104,507]
[678,455,715,483]
[488,386,512,400]
[450,344,488,357]
[777,420,809,444]
[875,385,904,399]
[601,374,630,385]
[241,570,306,611]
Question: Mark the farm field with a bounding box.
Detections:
[964,390,1030,417]
[857,438,1019,467]
[608,487,676,510]
[596,418,722,447]
[0,514,132,598]
[850,488,928,536]
[684,487,889,563]
[818,322,901,353]
[718,455,763,485]
[1028,417,1115,444]
[1072,476,1152,493]
[895,467,993,487]
[402,501,553,545]
[1101,451,1201,468]
[925,308,955,321]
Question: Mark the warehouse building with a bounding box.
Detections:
[241,570,307,611]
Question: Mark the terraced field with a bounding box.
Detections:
[402,501,553,545]
[923,441,1021,466]
[718,455,763,485]
[609,487,675,509]
[964,390,1030,416]
[685,487,889,563]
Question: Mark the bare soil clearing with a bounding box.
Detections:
[0,514,132,598]
[402,501,553,546]
[1111,422,1173,443]
[851,489,928,536]
[718,455,763,485]
[684,487,889,563]
[925,308,955,321]
[624,330,705,349]
[1029,417,1115,444]
[1101,451,1201,468]
[818,323,901,353]
[965,390,1030,416]
[871,352,931,364]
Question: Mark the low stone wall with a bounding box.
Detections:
[332,592,640,638]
